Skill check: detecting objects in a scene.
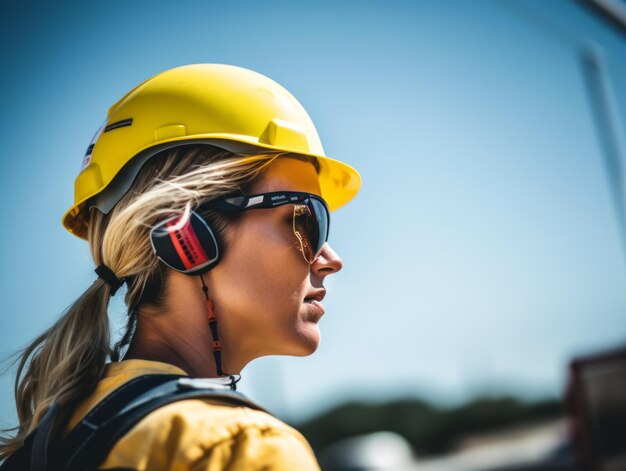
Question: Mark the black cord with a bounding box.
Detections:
[199,274,229,381]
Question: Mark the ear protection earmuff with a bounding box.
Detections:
[149,209,236,380]
[149,209,222,276]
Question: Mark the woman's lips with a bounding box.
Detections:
[304,289,326,316]
[304,289,326,303]
[304,299,325,316]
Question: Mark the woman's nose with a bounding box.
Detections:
[312,243,343,275]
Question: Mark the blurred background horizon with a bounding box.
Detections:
[1,0,626,469]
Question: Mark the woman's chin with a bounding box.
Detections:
[290,327,321,356]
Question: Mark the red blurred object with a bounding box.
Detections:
[566,345,626,471]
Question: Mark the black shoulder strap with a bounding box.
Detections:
[28,374,268,471]
[2,375,183,471]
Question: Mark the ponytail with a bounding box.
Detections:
[0,278,113,458]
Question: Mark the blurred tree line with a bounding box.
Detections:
[294,395,564,457]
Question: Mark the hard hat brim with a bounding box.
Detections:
[61,134,361,240]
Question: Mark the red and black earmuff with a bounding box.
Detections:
[149,209,222,276]
[149,208,235,379]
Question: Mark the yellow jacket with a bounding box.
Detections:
[63,359,321,470]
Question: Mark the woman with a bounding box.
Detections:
[0,64,360,469]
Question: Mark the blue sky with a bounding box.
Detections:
[1,0,626,425]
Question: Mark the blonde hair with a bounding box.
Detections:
[0,144,311,459]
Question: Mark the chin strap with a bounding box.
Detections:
[199,274,240,390]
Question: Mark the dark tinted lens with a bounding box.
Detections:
[293,204,317,263]
[310,198,329,252]
[293,198,329,263]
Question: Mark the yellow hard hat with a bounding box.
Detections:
[62,63,361,240]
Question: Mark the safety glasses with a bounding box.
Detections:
[203,191,330,264]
